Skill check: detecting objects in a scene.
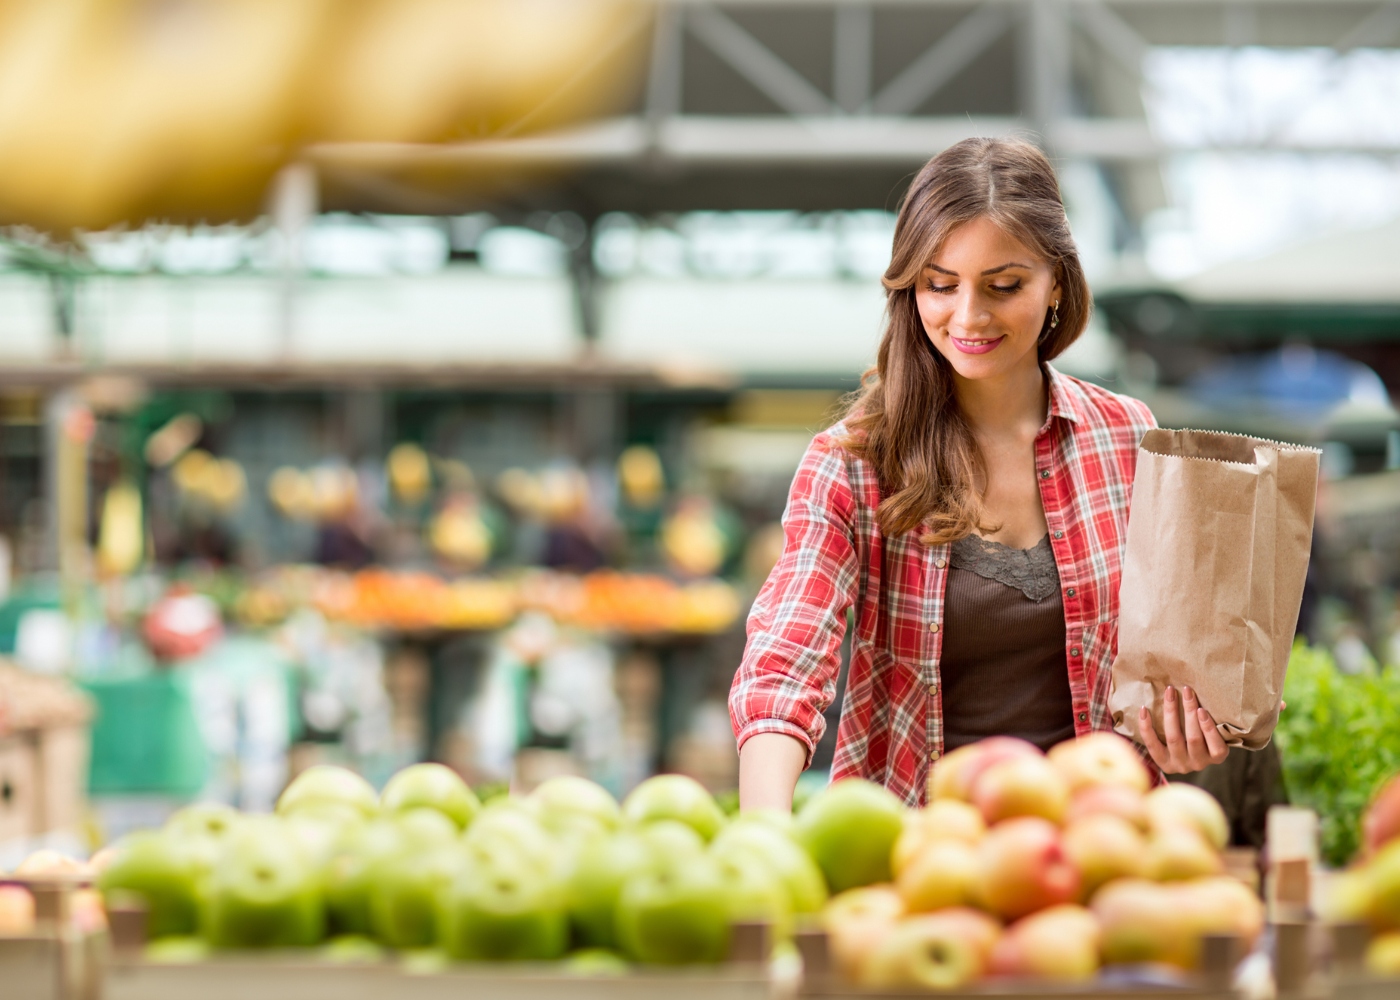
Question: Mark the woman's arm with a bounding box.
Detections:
[738,732,808,812]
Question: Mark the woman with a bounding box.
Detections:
[730,137,1230,811]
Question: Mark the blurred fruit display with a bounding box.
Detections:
[142,589,223,661]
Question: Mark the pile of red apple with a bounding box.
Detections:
[86,763,828,967]
[819,734,1264,989]
[1324,774,1400,976]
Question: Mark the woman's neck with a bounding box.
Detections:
[953,358,1048,437]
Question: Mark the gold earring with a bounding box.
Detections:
[1049,301,1060,330]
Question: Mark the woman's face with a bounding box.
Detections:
[914,215,1060,384]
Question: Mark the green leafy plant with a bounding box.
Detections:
[1277,643,1400,866]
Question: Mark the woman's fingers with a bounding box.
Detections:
[1161,686,1188,767]
[1138,707,1174,771]
[1197,706,1231,764]
[1180,686,1210,767]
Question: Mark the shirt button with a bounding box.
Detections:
[1039,469,1051,479]
[1078,712,1088,722]
[929,622,940,633]
[1066,587,1076,597]
[928,682,937,695]
[1053,530,1064,540]
[935,558,947,569]
[1070,647,1081,657]
[929,750,940,761]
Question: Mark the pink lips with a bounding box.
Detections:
[951,335,1004,355]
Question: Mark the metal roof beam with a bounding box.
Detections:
[871,2,1015,114]
[686,4,836,115]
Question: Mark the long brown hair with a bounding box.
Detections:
[841,137,1090,545]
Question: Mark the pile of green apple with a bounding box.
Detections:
[95,763,837,966]
[820,734,1265,989]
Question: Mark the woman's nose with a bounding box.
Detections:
[952,289,990,330]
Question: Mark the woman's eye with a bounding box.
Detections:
[991,281,1022,294]
[926,281,956,294]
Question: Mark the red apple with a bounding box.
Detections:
[1365,775,1400,856]
[1065,784,1150,832]
[1048,733,1151,795]
[972,755,1070,825]
[1178,876,1264,951]
[1062,814,1147,900]
[892,800,985,877]
[989,904,1100,982]
[977,817,1080,920]
[860,909,1001,989]
[896,838,981,913]
[930,737,1042,802]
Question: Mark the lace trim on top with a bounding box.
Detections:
[948,533,1060,602]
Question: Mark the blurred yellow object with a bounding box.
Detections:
[618,444,664,508]
[97,480,143,576]
[311,0,649,143]
[442,578,516,630]
[308,465,358,521]
[171,450,246,512]
[0,0,331,229]
[496,468,543,515]
[674,580,742,634]
[661,503,727,577]
[0,0,651,230]
[387,442,431,504]
[268,466,314,519]
[429,502,491,569]
[1368,931,1400,976]
[143,413,203,468]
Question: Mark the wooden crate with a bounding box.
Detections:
[106,957,773,1000]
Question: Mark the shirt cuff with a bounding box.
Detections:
[735,717,818,769]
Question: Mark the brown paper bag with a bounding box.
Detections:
[1109,428,1320,751]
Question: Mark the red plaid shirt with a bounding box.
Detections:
[730,366,1157,806]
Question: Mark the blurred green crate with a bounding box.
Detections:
[81,671,207,796]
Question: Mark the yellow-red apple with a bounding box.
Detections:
[892,800,986,877]
[989,904,1101,982]
[896,838,981,912]
[972,755,1070,825]
[1065,784,1149,832]
[860,909,1002,989]
[1145,784,1229,851]
[930,737,1042,802]
[1144,825,1224,881]
[1364,776,1400,857]
[1048,733,1151,795]
[978,817,1080,920]
[1178,876,1264,951]
[1093,878,1194,967]
[822,885,906,979]
[0,886,35,935]
[1062,814,1148,900]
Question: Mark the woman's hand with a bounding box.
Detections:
[1138,685,1230,774]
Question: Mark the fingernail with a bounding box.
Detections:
[1198,708,1210,719]
[1165,685,1174,696]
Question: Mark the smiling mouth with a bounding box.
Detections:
[950,335,1004,353]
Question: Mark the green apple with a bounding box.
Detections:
[623,775,727,842]
[463,804,558,872]
[287,809,364,868]
[319,934,385,964]
[714,848,791,939]
[396,807,460,847]
[97,830,202,938]
[381,763,480,830]
[737,808,796,837]
[565,948,630,975]
[200,817,324,948]
[277,765,379,819]
[567,829,656,949]
[143,936,210,965]
[615,850,730,965]
[324,819,410,935]
[530,776,622,837]
[712,821,828,914]
[165,802,243,843]
[795,779,905,893]
[637,818,708,859]
[436,852,570,960]
[369,843,469,949]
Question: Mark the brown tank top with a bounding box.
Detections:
[939,533,1076,753]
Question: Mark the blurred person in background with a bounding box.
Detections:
[731,138,1239,812]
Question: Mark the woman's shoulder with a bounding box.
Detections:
[1048,366,1157,437]
[798,419,881,506]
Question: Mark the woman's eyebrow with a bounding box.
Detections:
[926,261,1031,276]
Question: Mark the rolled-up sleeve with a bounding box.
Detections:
[729,434,861,765]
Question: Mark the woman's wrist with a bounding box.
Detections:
[738,732,808,812]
